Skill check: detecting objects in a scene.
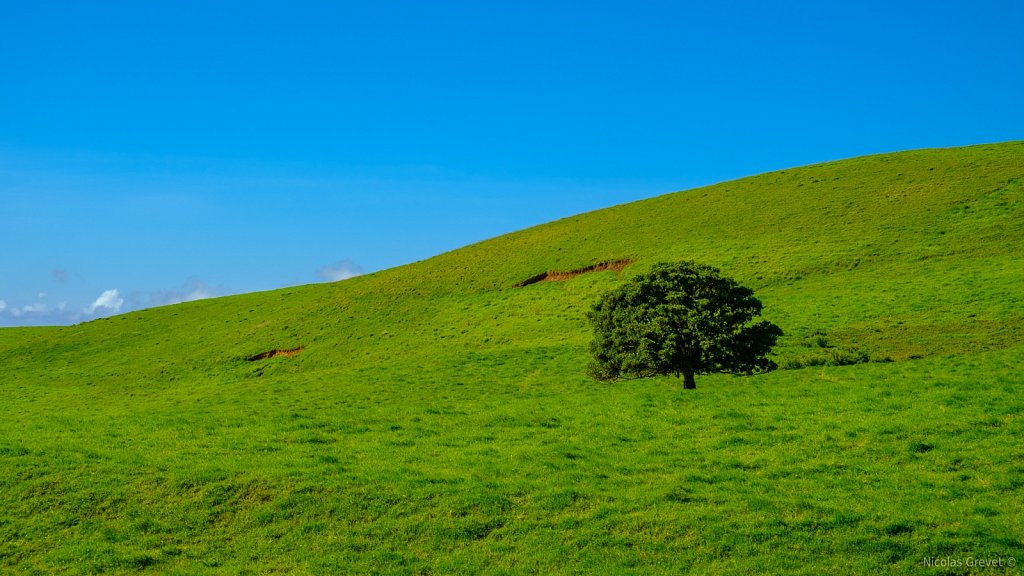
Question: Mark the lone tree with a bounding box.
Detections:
[587,261,782,389]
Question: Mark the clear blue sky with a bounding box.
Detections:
[2,0,1022,326]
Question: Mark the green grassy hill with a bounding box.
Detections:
[2,142,1022,574]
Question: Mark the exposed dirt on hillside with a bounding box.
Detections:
[514,259,632,288]
[246,347,304,361]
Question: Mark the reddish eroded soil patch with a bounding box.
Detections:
[514,259,633,288]
[246,347,304,361]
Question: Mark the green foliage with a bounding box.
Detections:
[1,142,1023,574]
[587,261,782,387]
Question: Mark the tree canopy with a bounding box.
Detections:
[587,261,782,389]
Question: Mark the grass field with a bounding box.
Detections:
[1,142,1022,574]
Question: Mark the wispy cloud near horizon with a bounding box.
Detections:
[0,288,120,326]
[0,278,232,327]
[139,278,225,308]
[315,259,363,282]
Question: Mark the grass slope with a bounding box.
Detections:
[1,142,1022,574]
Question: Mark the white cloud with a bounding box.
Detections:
[146,278,223,307]
[316,259,363,282]
[1,288,126,327]
[1,300,55,323]
[87,289,123,314]
[1,278,228,327]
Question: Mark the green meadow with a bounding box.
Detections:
[1,142,1022,574]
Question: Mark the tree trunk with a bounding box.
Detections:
[683,370,696,390]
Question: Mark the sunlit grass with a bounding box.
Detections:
[1,142,1022,574]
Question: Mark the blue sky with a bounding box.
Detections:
[2,0,1022,326]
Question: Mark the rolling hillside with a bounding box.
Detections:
[1,142,1022,574]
